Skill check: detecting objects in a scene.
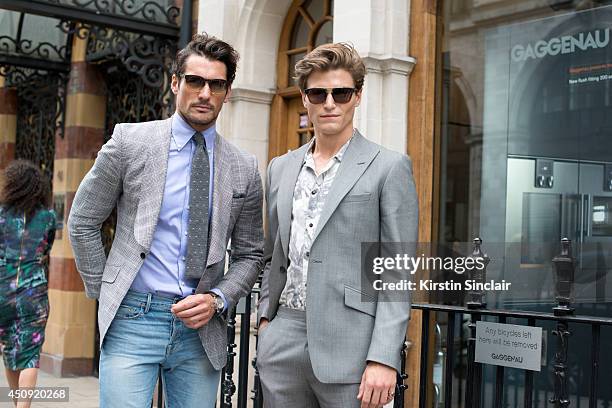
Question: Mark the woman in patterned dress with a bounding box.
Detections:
[0,160,56,407]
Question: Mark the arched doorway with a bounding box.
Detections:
[268,0,333,160]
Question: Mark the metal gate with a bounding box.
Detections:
[13,69,66,183]
[413,238,612,408]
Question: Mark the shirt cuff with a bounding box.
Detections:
[210,288,228,313]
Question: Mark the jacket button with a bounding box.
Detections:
[140,252,146,259]
[280,266,286,273]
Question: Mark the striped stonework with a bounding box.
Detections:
[0,76,17,170]
[42,36,106,377]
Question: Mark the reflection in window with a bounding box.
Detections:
[290,14,310,49]
[315,20,333,46]
[299,113,309,129]
[592,197,612,236]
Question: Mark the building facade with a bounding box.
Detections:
[1,0,611,407]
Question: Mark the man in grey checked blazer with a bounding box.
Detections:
[68,34,263,407]
[257,44,418,408]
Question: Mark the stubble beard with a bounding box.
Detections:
[180,106,217,130]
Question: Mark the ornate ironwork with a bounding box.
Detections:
[10,68,67,183]
[58,20,90,40]
[0,13,72,67]
[550,238,575,407]
[86,25,175,115]
[46,0,180,25]
[221,308,238,408]
[88,26,174,88]
[0,35,68,62]
[550,321,572,407]
[393,340,409,408]
[465,312,483,408]
[251,275,264,408]
[103,63,171,140]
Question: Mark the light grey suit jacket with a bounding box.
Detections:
[257,132,418,383]
[68,118,264,370]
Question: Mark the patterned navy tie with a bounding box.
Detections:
[185,131,210,280]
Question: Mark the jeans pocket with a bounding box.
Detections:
[114,303,145,319]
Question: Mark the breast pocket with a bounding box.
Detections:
[230,192,246,219]
[342,193,372,203]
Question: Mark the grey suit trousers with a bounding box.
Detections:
[257,307,361,408]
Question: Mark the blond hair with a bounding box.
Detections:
[294,43,365,91]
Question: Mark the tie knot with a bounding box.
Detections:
[193,132,206,148]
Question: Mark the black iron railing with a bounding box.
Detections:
[413,238,612,408]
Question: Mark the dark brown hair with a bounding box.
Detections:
[1,160,51,218]
[294,43,366,91]
[172,33,240,86]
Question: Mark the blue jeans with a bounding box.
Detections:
[99,290,220,408]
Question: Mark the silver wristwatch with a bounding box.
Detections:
[209,292,225,314]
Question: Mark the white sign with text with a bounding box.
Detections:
[475,321,542,371]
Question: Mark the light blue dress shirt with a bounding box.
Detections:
[131,113,226,310]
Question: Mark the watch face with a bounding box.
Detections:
[215,297,224,311]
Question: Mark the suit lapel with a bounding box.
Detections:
[277,145,310,258]
[134,118,172,249]
[311,132,379,243]
[207,133,233,267]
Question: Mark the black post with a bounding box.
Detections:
[251,278,264,408]
[178,0,193,47]
[465,312,482,408]
[220,307,237,408]
[465,238,489,408]
[466,238,490,309]
[550,238,574,408]
[237,294,252,408]
[419,309,431,408]
[444,312,456,408]
[394,339,409,408]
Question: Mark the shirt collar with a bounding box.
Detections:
[304,131,354,164]
[171,113,216,152]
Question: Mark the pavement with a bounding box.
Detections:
[0,359,99,407]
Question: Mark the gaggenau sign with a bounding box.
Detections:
[511,28,610,62]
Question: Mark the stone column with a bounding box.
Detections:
[42,34,106,377]
[197,0,291,177]
[0,76,17,169]
[334,0,415,153]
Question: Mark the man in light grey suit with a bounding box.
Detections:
[68,34,263,407]
[257,43,418,408]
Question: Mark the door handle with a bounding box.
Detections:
[579,194,585,243]
[583,194,590,239]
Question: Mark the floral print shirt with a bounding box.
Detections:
[279,136,352,311]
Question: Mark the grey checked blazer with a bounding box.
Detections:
[68,118,264,370]
[257,132,418,383]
